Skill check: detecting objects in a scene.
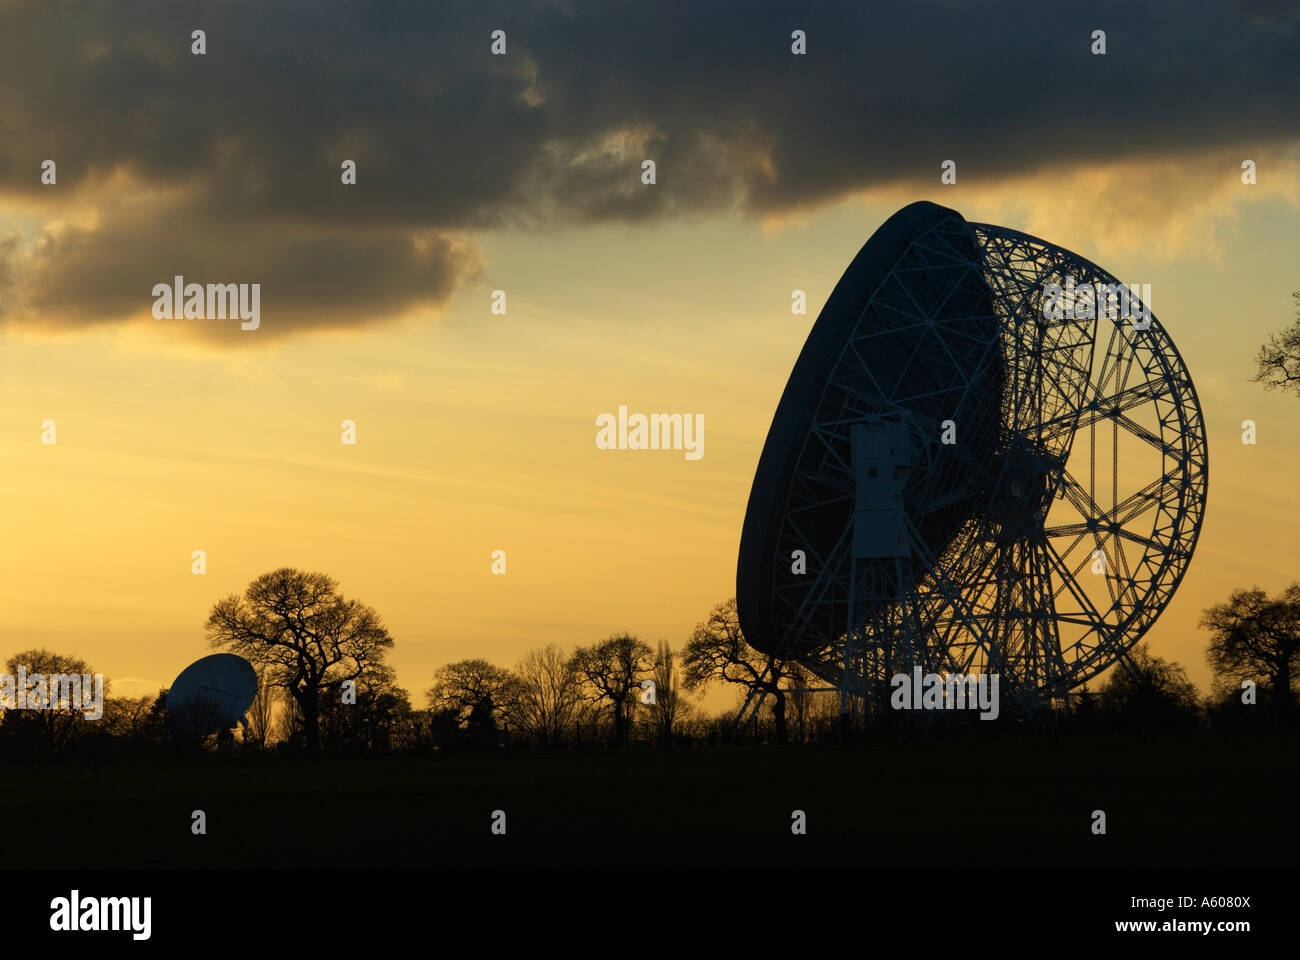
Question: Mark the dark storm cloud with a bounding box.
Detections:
[0,0,1295,336]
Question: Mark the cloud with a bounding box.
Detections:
[0,0,1296,339]
[1,183,480,342]
[109,677,165,697]
[807,143,1300,264]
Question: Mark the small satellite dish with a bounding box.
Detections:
[167,653,258,734]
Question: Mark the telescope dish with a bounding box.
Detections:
[167,653,258,734]
[737,201,1207,717]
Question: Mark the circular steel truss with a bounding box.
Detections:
[739,206,1208,717]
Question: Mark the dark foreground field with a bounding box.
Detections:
[7,732,1296,869]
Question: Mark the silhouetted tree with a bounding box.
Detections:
[127,691,171,748]
[391,707,435,753]
[103,695,158,740]
[245,666,275,748]
[1204,675,1267,732]
[0,649,108,756]
[132,690,189,752]
[571,633,652,747]
[683,599,793,742]
[205,568,394,752]
[504,645,581,747]
[1251,290,1300,395]
[647,639,691,747]
[465,697,499,748]
[785,662,813,742]
[319,664,411,752]
[1068,686,1102,733]
[428,707,464,751]
[274,688,304,747]
[165,689,239,753]
[1098,643,1201,731]
[1201,584,1300,721]
[426,659,515,736]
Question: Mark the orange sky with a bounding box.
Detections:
[3,157,1299,706]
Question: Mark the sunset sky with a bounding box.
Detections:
[2,1,1298,703]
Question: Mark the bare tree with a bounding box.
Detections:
[682,598,794,742]
[205,568,395,752]
[646,639,691,746]
[319,663,411,752]
[1251,290,1300,395]
[1098,643,1202,730]
[505,645,581,747]
[103,695,157,741]
[785,662,813,742]
[571,633,653,747]
[274,687,303,745]
[1201,584,1300,718]
[1,649,108,755]
[426,659,515,730]
[245,666,275,748]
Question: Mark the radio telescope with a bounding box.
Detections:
[736,201,1207,720]
[167,653,259,737]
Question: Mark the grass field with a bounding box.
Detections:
[7,731,1296,869]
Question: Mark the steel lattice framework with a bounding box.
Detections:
[736,202,1208,720]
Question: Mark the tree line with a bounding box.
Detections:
[1,568,1297,760]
